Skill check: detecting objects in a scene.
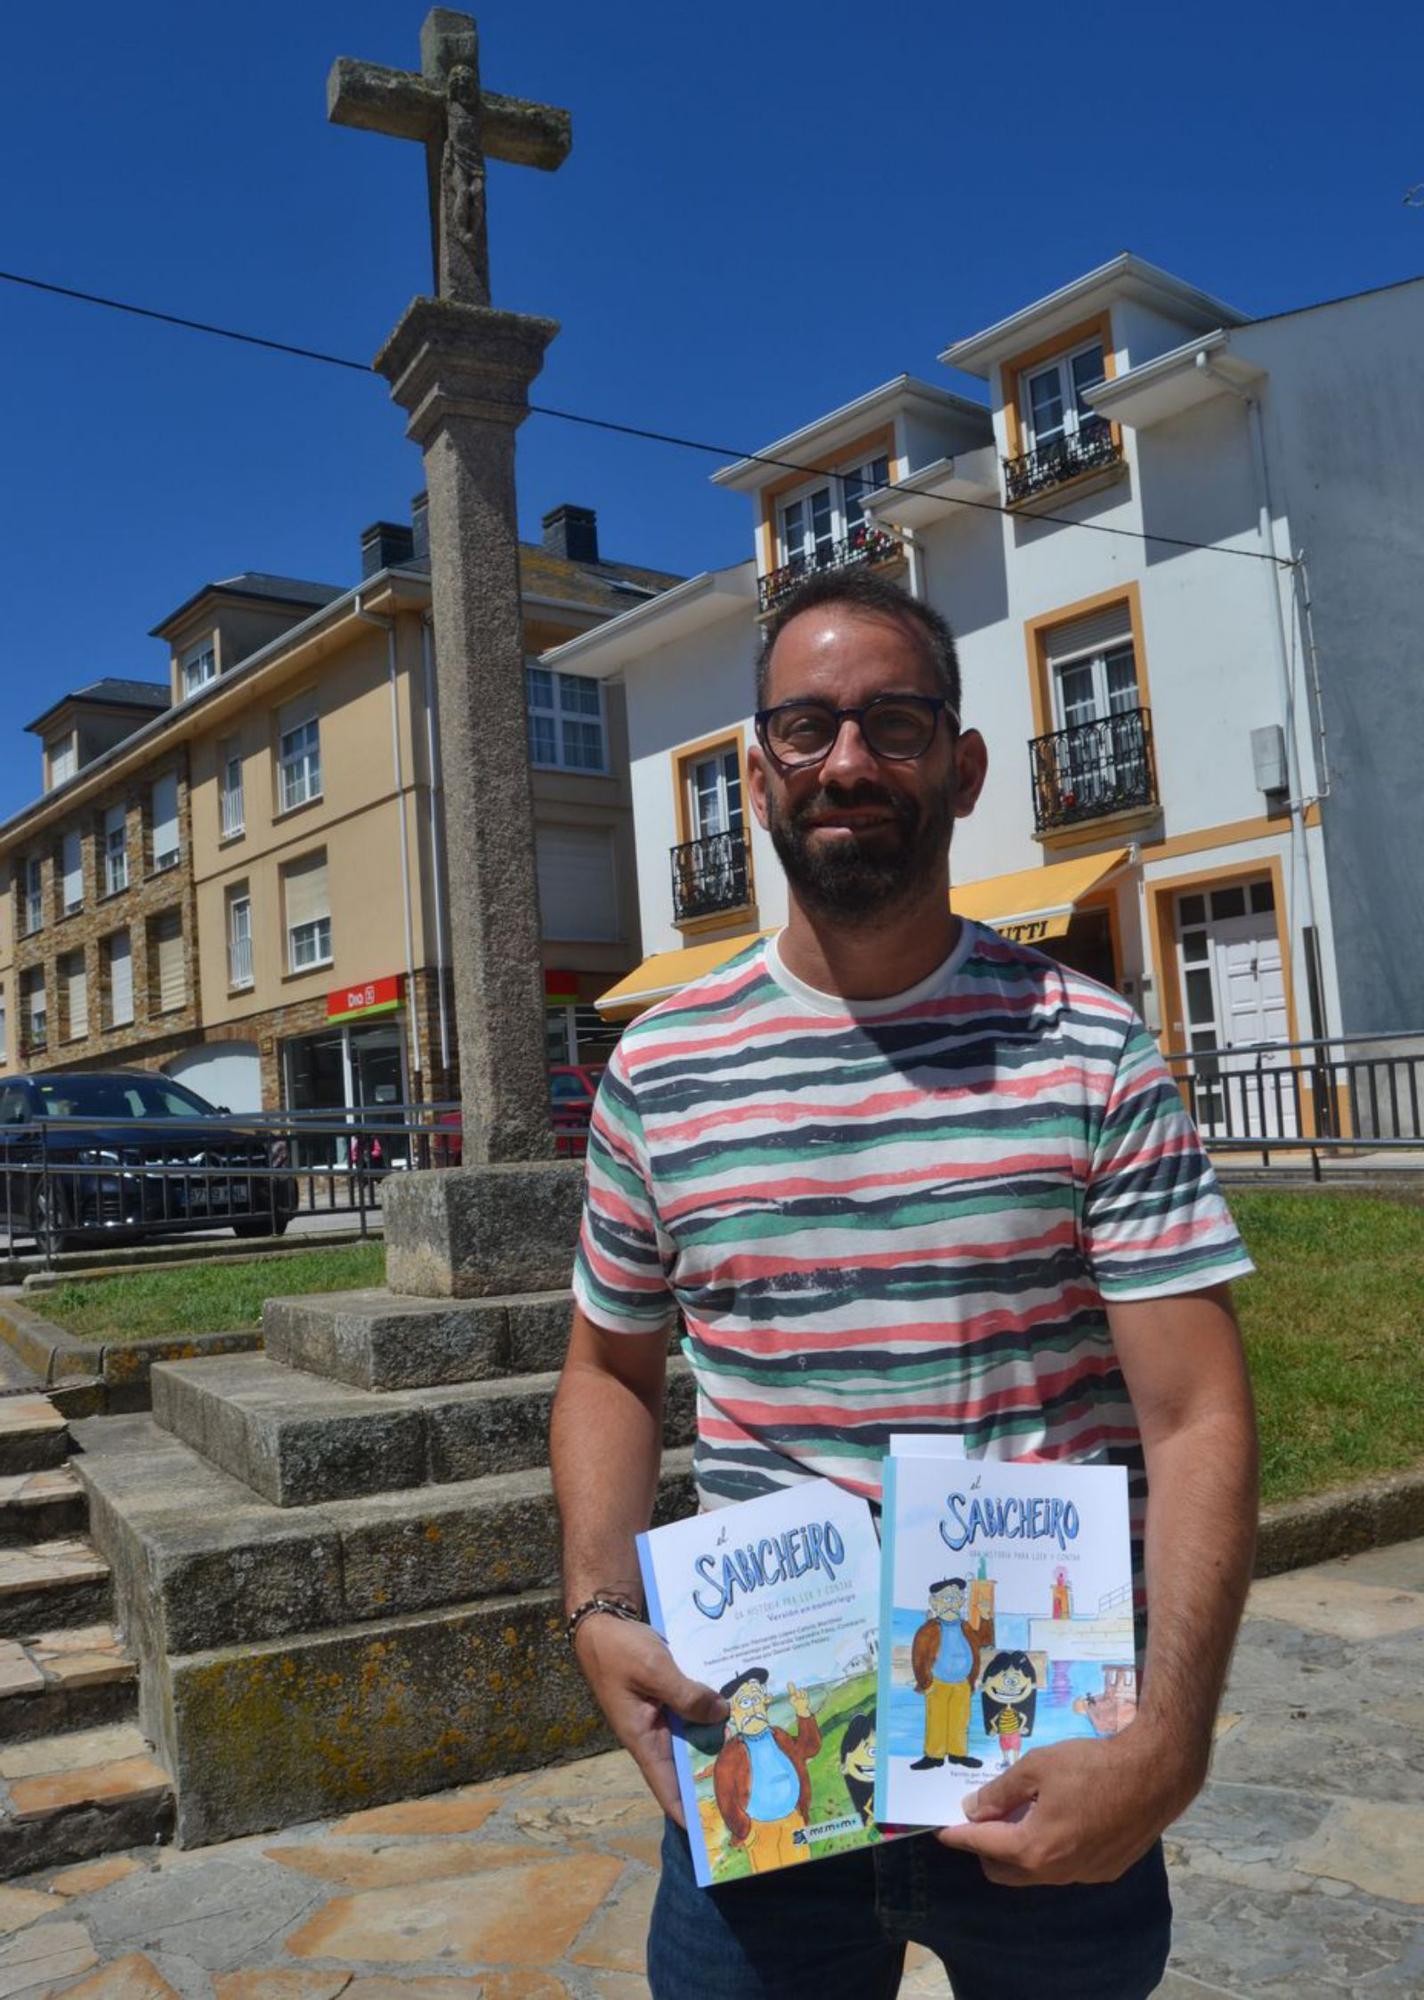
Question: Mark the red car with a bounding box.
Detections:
[434,1064,604,1165]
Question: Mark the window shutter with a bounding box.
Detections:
[65,954,88,1039]
[1042,602,1133,666]
[61,831,83,912]
[151,773,180,866]
[284,852,329,931]
[278,694,317,739]
[108,932,133,1025]
[535,826,618,942]
[104,802,126,840]
[153,911,185,1013]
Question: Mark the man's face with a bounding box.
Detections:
[930,1583,966,1620]
[749,607,986,922]
[728,1681,771,1736]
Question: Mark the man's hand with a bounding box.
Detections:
[572,1615,728,1826]
[935,1724,1202,1886]
[788,1681,812,1718]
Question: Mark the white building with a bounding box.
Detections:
[542,256,1424,1140]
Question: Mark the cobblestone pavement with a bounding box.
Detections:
[1,1539,1420,1998]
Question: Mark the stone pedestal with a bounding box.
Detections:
[383,1158,584,1299]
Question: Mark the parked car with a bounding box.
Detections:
[0,1071,300,1255]
[432,1063,606,1167]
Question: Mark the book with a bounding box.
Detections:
[874,1450,1136,1828]
[636,1479,893,1886]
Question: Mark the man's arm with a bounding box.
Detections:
[550,1304,726,1822]
[938,1282,1258,1885]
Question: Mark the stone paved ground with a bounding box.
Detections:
[0,1538,1420,1998]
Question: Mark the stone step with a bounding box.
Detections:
[151,1350,696,1507]
[0,1719,173,1874]
[0,1395,69,1477]
[0,1622,139,1742]
[0,1539,112,1639]
[0,1464,88,1544]
[262,1286,576,1389]
[73,1412,696,1655]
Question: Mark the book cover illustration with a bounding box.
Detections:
[636,1479,892,1886]
[875,1454,1136,1828]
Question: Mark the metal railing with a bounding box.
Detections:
[0,1098,595,1269]
[1029,706,1157,832]
[671,829,752,923]
[1003,415,1121,505]
[1163,1027,1424,1175]
[757,525,902,615]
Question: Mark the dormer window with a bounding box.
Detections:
[761,449,898,614]
[1022,339,1108,456]
[182,639,217,698]
[1003,325,1121,506]
[47,736,77,790]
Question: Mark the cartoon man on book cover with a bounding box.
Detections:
[910,1577,991,1770]
[712,1667,822,1872]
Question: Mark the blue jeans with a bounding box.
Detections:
[648,1819,1171,1999]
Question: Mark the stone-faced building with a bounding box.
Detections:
[0,501,677,1134]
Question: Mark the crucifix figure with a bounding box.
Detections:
[328,7,571,305]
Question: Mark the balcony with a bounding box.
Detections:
[1004,416,1121,507]
[1030,707,1158,835]
[757,525,902,617]
[671,829,752,924]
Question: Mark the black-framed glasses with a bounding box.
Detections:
[754,694,958,771]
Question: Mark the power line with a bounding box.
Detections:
[0,264,1294,568]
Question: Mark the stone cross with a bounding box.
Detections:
[328,8,571,305]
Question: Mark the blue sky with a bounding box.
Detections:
[1,0,1420,820]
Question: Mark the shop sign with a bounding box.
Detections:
[327,973,404,1024]
[996,919,1051,944]
[544,968,579,1003]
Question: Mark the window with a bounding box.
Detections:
[277,703,322,811]
[182,640,217,697]
[687,745,744,841]
[228,890,253,988]
[1029,598,1154,832]
[1022,339,1108,454]
[674,738,751,922]
[1045,604,1139,733]
[105,931,133,1027]
[150,772,180,871]
[524,668,607,773]
[535,825,618,942]
[777,452,891,568]
[104,803,128,895]
[0,985,6,1066]
[220,739,245,837]
[284,851,331,971]
[21,969,46,1052]
[61,830,83,915]
[48,737,77,789]
[23,856,43,935]
[61,949,88,1041]
[150,909,185,1014]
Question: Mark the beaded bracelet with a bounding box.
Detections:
[564,1593,644,1649]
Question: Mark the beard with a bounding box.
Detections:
[765,775,954,920]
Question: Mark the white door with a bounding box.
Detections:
[1175,881,1298,1139]
[164,1043,263,1113]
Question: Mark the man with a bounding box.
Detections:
[551,568,1259,1999]
[910,1578,989,1771]
[712,1670,821,1874]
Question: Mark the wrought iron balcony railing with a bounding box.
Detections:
[1003,416,1121,505]
[1030,706,1158,834]
[671,829,752,923]
[757,525,901,616]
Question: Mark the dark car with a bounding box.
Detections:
[0,1070,300,1255]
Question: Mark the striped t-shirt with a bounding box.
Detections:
[573,922,1254,1526]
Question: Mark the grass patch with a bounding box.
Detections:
[37,1243,387,1344]
[1229,1191,1424,1505]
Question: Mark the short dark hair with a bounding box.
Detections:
[929,1578,967,1595]
[754,567,961,716]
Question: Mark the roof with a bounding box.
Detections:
[25,678,172,736]
[711,376,990,494]
[539,562,757,679]
[150,572,346,639]
[517,544,683,617]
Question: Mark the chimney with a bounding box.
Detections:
[542,504,599,565]
[411,491,430,562]
[360,520,416,577]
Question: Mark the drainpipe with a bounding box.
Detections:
[353,593,423,1091]
[420,613,452,1080]
[1194,352,1325,1037]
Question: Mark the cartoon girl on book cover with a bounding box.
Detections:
[711,1668,821,1873]
[979,1650,1039,1770]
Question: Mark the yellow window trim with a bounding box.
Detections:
[1001,312,1119,464]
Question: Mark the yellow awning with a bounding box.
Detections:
[596,932,766,1020]
[953,847,1130,944]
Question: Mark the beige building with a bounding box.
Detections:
[0,501,677,1136]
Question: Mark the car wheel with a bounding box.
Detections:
[232,1214,291,1240]
[32,1185,79,1258]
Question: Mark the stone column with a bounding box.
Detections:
[375,297,583,1297]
